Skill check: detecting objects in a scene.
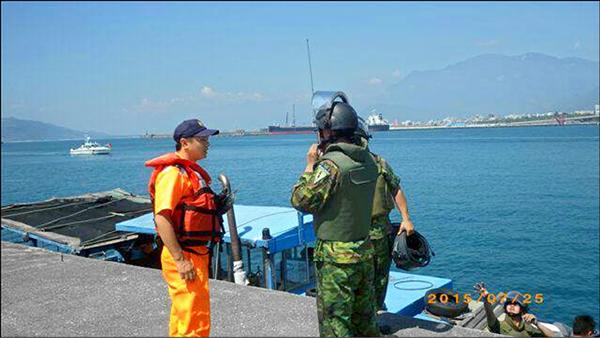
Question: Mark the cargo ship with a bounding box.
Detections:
[267,105,315,135]
[267,125,314,135]
[366,110,391,132]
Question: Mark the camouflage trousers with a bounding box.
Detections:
[371,234,393,312]
[315,259,381,337]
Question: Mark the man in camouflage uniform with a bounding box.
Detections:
[477,286,555,337]
[291,99,380,337]
[356,124,415,313]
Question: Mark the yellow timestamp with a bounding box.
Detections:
[427,292,544,305]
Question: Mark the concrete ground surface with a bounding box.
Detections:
[1,241,501,337]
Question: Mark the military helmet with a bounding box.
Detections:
[503,290,528,313]
[392,230,434,271]
[314,101,359,132]
[355,116,372,140]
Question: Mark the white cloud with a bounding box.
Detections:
[574,41,581,49]
[368,78,383,85]
[200,86,217,98]
[126,85,267,113]
[199,85,265,102]
[392,69,402,78]
[130,97,172,113]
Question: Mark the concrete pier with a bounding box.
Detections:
[1,241,501,337]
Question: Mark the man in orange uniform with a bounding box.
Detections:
[145,119,220,337]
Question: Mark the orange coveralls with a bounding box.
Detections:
[154,165,211,337]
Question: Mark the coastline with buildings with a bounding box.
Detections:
[141,104,600,138]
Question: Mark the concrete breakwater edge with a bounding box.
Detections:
[1,241,500,337]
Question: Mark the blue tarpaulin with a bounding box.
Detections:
[115,205,315,253]
[385,271,453,316]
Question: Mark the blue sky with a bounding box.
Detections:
[2,1,599,135]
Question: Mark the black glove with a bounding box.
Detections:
[214,190,234,216]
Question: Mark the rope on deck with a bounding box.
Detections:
[39,208,152,231]
[36,198,128,230]
[1,200,92,217]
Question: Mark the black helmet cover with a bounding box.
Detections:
[392,230,434,271]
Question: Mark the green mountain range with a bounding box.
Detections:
[374,53,599,121]
[1,117,111,142]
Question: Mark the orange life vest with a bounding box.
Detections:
[145,153,223,245]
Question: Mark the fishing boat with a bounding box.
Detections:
[1,189,156,266]
[113,193,508,332]
[70,136,112,155]
[1,188,568,335]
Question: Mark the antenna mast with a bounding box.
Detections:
[306,38,315,96]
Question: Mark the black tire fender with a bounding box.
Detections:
[306,287,317,297]
[424,288,469,318]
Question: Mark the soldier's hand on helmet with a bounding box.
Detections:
[399,219,415,236]
[175,258,196,281]
[523,314,538,325]
[305,144,320,170]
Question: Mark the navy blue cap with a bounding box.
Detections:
[173,119,219,143]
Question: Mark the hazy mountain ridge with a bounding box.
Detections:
[376,53,599,120]
[1,117,111,142]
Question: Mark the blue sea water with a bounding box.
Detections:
[2,125,599,325]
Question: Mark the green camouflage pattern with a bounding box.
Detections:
[368,220,389,240]
[499,316,544,337]
[292,154,380,336]
[368,155,401,239]
[371,156,401,232]
[316,258,381,337]
[314,238,374,264]
[369,153,401,310]
[377,156,401,195]
[371,233,394,311]
[291,160,339,215]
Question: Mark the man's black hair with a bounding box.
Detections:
[175,142,182,151]
[330,129,359,144]
[573,315,596,335]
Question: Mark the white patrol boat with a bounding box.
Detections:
[70,136,112,155]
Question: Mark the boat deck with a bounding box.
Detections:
[1,241,502,337]
[116,204,315,251]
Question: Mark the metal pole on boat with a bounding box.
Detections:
[218,174,249,285]
[213,241,221,279]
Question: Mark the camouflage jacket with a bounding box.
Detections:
[291,160,374,264]
[484,299,544,337]
[291,160,339,215]
[369,153,402,239]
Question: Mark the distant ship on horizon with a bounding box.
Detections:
[267,104,314,135]
[267,125,315,134]
[366,110,390,132]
